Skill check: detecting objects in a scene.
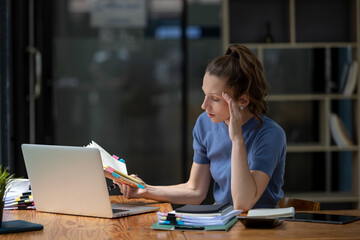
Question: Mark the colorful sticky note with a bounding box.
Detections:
[112,172,120,179]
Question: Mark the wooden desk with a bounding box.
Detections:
[2,196,183,240]
[183,210,360,240]
[2,196,360,240]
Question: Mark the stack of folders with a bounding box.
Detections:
[151,203,242,231]
[4,179,35,210]
[4,191,35,210]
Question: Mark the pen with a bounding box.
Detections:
[174,226,205,230]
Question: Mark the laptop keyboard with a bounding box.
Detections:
[112,209,130,214]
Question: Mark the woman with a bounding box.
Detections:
[116,44,286,211]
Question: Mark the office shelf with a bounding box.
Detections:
[222,0,360,208]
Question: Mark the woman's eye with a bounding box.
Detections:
[211,97,220,102]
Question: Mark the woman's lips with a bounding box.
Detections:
[207,112,215,118]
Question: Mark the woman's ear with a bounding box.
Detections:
[237,94,250,108]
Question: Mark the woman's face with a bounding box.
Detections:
[201,72,232,124]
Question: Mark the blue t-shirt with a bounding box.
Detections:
[193,111,286,208]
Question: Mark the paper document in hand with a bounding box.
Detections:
[247,207,295,218]
[86,141,128,174]
[104,166,144,189]
[86,141,144,188]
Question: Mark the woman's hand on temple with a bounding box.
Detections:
[222,92,244,142]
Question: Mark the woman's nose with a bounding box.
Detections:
[201,97,208,110]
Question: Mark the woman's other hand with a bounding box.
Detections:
[114,174,147,199]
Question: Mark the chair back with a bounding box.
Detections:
[278,197,320,211]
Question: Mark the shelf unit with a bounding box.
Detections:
[222,0,360,208]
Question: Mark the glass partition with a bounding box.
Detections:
[53,0,183,184]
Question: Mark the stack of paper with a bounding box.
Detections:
[151,203,242,231]
[4,179,35,210]
[4,192,34,210]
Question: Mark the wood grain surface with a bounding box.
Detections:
[2,196,360,240]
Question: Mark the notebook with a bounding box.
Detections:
[175,203,232,214]
[21,144,159,218]
[173,203,233,217]
[247,207,295,218]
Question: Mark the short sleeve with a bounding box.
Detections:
[249,126,286,177]
[192,117,210,164]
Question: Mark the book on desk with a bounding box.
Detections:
[151,203,242,231]
[237,207,295,228]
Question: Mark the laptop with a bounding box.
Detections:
[21,144,159,218]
